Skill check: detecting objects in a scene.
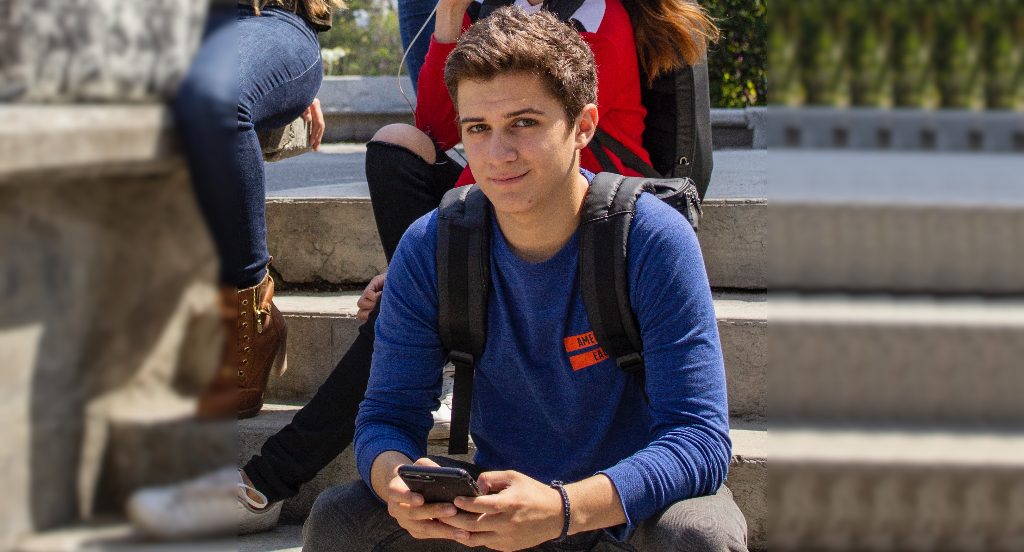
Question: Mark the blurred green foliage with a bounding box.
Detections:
[771,0,1024,110]
[704,0,767,108]
[318,0,402,76]
[319,0,769,108]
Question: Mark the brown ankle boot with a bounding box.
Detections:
[197,271,287,420]
[196,286,240,419]
[237,270,287,419]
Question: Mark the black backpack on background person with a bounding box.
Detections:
[437,173,702,454]
[590,61,715,200]
[470,0,716,200]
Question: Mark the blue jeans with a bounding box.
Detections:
[174,7,322,288]
[398,0,439,91]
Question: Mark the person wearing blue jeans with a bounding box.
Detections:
[173,1,332,419]
[398,0,438,91]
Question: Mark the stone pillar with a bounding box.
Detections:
[0,105,230,547]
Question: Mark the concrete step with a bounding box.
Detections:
[14,519,235,552]
[268,291,767,422]
[238,406,767,550]
[771,294,1024,427]
[770,150,1024,294]
[263,148,767,290]
[266,196,766,290]
[239,525,302,552]
[770,426,1024,551]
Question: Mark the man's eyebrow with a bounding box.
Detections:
[458,108,546,126]
[503,108,545,119]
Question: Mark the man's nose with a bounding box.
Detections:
[487,130,517,164]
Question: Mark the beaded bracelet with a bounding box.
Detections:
[549,480,571,542]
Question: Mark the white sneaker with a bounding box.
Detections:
[237,469,282,535]
[429,363,455,439]
[127,467,237,540]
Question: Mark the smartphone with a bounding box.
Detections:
[397,465,482,504]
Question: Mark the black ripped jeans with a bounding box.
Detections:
[243,140,464,503]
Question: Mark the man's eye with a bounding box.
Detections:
[466,124,488,134]
[514,118,537,128]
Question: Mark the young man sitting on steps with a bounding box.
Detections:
[302,8,747,552]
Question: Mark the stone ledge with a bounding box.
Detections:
[769,106,1024,151]
[265,197,768,289]
[0,106,180,183]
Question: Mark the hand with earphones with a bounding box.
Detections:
[434,0,477,43]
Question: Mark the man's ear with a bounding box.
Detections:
[573,104,599,150]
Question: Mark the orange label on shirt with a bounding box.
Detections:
[570,347,608,371]
[564,332,599,353]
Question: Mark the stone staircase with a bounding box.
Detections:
[239,147,770,550]
[769,149,1024,551]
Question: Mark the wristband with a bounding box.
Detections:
[549,480,571,542]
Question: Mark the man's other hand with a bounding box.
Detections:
[356,273,386,322]
[385,458,462,540]
[441,470,564,552]
[301,98,325,152]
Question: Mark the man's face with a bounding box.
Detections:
[456,72,588,217]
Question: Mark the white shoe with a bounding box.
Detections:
[237,469,282,535]
[127,467,237,540]
[429,363,455,439]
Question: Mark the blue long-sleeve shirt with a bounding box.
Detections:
[354,191,731,538]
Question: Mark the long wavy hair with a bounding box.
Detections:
[622,0,719,83]
[252,0,345,18]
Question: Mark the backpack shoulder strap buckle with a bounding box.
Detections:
[615,352,644,373]
[448,349,475,369]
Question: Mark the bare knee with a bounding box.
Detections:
[370,124,436,164]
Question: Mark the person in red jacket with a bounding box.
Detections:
[367,0,643,258]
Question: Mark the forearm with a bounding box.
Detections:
[565,474,627,534]
[370,450,414,499]
[433,0,471,42]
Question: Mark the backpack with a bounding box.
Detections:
[469,0,715,199]
[436,172,701,454]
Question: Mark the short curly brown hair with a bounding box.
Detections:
[443,7,598,123]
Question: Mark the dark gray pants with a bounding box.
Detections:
[302,461,748,552]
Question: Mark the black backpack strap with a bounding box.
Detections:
[541,0,588,24]
[673,60,714,199]
[578,172,651,397]
[466,0,483,22]
[591,128,663,179]
[587,137,617,174]
[476,0,516,20]
[436,185,491,455]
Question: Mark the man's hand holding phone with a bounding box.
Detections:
[383,457,462,540]
[375,454,571,550]
[441,470,566,552]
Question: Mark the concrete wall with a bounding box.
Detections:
[0,106,229,548]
